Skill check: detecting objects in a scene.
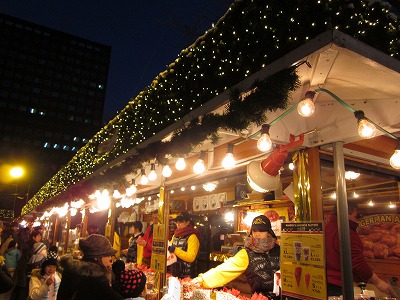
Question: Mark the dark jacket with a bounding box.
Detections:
[0,266,13,294]
[245,244,280,295]
[127,232,144,263]
[57,256,123,300]
[170,233,198,278]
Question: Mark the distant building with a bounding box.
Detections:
[0,13,111,216]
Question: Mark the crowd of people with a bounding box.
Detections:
[0,204,397,299]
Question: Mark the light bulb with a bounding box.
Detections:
[193,159,206,174]
[140,169,149,185]
[390,149,400,169]
[297,98,315,117]
[148,164,157,181]
[222,153,235,169]
[162,165,172,177]
[113,189,121,198]
[126,180,137,196]
[358,119,376,138]
[175,157,186,170]
[257,134,272,152]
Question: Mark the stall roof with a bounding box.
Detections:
[21,0,400,215]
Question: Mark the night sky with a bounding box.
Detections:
[0,0,233,123]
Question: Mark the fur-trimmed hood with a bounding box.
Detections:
[59,255,106,278]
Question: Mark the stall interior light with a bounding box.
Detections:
[257,124,273,152]
[388,201,396,208]
[368,199,374,206]
[354,110,376,139]
[175,157,186,171]
[126,179,137,196]
[140,168,149,185]
[297,91,316,117]
[148,163,157,181]
[203,181,218,192]
[162,165,172,177]
[222,144,236,169]
[193,151,206,174]
[345,171,360,180]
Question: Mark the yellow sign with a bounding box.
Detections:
[280,222,326,299]
[151,224,166,272]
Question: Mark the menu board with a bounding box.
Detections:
[151,224,167,272]
[280,222,326,300]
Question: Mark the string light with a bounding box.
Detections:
[222,144,236,169]
[148,163,157,181]
[354,110,376,139]
[257,124,273,152]
[140,168,149,185]
[193,151,206,174]
[297,91,316,117]
[126,179,137,196]
[390,141,400,169]
[175,157,186,171]
[162,165,172,177]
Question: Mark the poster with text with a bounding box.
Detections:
[280,222,326,300]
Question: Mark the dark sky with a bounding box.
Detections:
[0,0,233,123]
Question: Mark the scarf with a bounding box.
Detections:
[244,236,276,253]
[174,225,201,240]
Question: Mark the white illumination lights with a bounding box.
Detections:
[222,144,235,169]
[175,157,186,171]
[126,179,137,196]
[257,124,272,152]
[388,202,396,209]
[297,91,316,117]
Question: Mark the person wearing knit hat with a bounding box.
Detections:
[192,215,280,296]
[112,259,146,299]
[28,246,61,300]
[57,234,123,300]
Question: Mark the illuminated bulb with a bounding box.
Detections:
[222,144,235,169]
[162,165,172,177]
[148,164,157,181]
[175,157,186,170]
[140,169,149,185]
[288,163,294,170]
[355,111,376,139]
[181,187,185,191]
[113,186,121,198]
[191,185,196,190]
[353,191,359,198]
[224,211,234,222]
[257,124,272,152]
[94,189,101,199]
[70,208,77,217]
[126,179,137,196]
[345,171,360,180]
[388,202,396,209]
[170,190,174,194]
[368,200,374,206]
[297,91,316,117]
[193,158,206,174]
[358,119,376,138]
[330,192,337,199]
[390,149,400,169]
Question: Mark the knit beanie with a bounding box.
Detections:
[41,246,59,269]
[250,215,277,238]
[79,234,117,259]
[112,260,146,298]
[33,242,47,254]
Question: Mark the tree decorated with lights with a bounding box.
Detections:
[22,0,399,214]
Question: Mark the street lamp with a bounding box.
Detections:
[10,166,24,217]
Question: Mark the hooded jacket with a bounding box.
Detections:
[57,256,123,300]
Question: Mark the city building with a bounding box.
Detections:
[0,13,111,218]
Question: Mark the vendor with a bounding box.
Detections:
[192,215,280,296]
[168,211,201,278]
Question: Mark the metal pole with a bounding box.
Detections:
[332,142,354,299]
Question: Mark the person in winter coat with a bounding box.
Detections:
[192,215,280,296]
[325,202,393,297]
[4,240,21,277]
[136,210,158,267]
[57,234,123,300]
[28,247,61,300]
[168,211,201,279]
[123,221,144,263]
[0,264,13,295]
[112,259,146,299]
